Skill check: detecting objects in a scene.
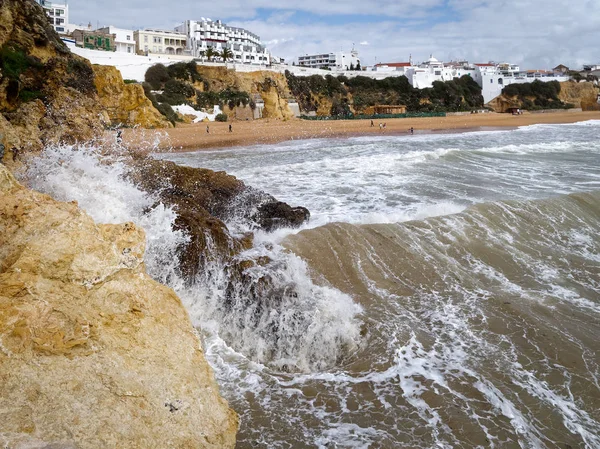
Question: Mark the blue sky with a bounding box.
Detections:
[70,0,599,69]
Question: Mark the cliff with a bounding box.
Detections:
[558,81,600,111]
[93,65,172,128]
[0,0,168,159]
[0,164,238,448]
[195,66,294,120]
[487,81,599,112]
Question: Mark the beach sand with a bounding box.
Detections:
[122,111,600,152]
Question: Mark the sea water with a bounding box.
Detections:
[25,121,600,448]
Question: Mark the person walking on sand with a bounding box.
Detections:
[379,123,383,129]
[410,127,414,135]
[370,120,374,127]
[206,125,210,134]
[116,129,122,144]
[229,124,232,133]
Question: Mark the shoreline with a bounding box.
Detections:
[123,111,600,152]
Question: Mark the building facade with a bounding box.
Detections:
[175,19,270,64]
[97,26,136,54]
[134,29,187,55]
[298,50,360,70]
[35,0,69,34]
[72,29,115,51]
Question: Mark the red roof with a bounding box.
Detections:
[375,62,412,67]
[475,63,495,66]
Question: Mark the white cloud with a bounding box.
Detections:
[68,0,600,69]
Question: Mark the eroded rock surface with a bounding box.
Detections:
[0,165,238,448]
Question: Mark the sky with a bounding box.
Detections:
[69,0,599,70]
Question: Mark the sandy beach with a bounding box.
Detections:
[123,111,600,152]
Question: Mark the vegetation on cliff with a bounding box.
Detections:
[501,80,574,110]
[143,62,252,122]
[285,71,484,116]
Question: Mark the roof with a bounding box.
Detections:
[375,62,412,67]
[475,63,495,66]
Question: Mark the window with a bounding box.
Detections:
[56,27,64,32]
[127,47,131,53]
[498,78,503,85]
[435,70,441,75]
[56,9,63,15]
[126,35,130,40]
[490,79,493,83]
[144,45,148,51]
[144,35,148,43]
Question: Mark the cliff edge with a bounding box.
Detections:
[0,164,238,448]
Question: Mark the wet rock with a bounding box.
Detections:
[0,165,238,448]
[129,156,309,279]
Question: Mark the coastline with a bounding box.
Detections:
[123,111,600,152]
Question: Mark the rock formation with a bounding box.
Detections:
[0,0,168,161]
[194,66,295,120]
[93,65,172,128]
[558,81,600,111]
[128,156,310,279]
[0,164,238,448]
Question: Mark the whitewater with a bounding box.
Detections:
[24,120,600,448]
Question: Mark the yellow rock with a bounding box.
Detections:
[93,65,172,128]
[0,165,237,448]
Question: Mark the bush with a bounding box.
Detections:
[145,63,170,90]
[124,79,137,84]
[215,112,228,122]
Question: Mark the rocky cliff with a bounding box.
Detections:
[195,66,294,120]
[558,81,600,111]
[0,164,238,448]
[0,0,168,160]
[93,65,172,128]
[487,81,599,112]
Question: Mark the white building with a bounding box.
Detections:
[298,50,360,70]
[97,26,136,54]
[134,29,187,55]
[175,19,270,64]
[35,0,69,34]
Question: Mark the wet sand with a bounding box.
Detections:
[123,111,600,152]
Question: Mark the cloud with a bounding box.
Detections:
[67,0,599,69]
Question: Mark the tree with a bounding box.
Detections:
[145,63,170,90]
[205,47,218,62]
[349,63,355,71]
[356,61,361,71]
[220,48,234,62]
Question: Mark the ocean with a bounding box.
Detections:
[26,121,600,448]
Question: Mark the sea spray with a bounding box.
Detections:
[23,143,365,373]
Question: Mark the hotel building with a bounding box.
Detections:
[175,19,270,64]
[134,29,187,55]
[35,0,68,34]
[298,50,360,70]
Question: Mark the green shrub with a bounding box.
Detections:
[0,43,29,79]
[124,79,137,84]
[215,112,228,122]
[145,63,170,90]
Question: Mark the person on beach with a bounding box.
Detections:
[379,123,383,129]
[410,127,414,135]
[370,120,374,127]
[206,125,210,134]
[383,123,386,129]
[116,129,122,144]
[229,124,232,133]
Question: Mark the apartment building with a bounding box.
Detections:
[298,50,360,70]
[134,29,187,55]
[97,26,136,54]
[35,0,68,34]
[175,19,270,64]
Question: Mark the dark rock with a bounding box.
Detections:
[128,155,309,281]
[252,201,310,232]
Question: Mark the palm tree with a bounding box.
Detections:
[220,47,234,62]
[205,47,217,62]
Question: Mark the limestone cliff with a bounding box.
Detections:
[195,66,294,120]
[558,81,600,111]
[0,164,238,448]
[487,81,599,112]
[93,65,172,128]
[0,0,168,160]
